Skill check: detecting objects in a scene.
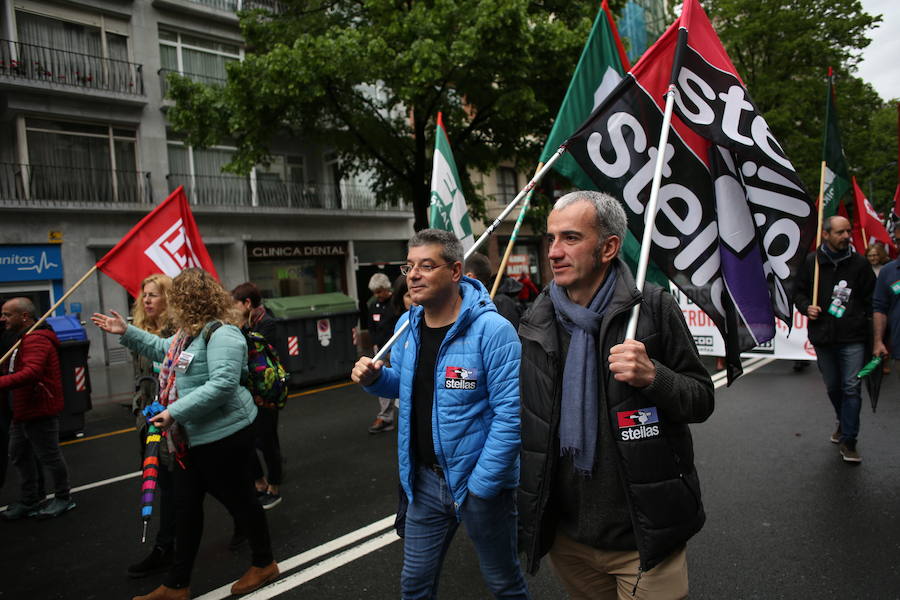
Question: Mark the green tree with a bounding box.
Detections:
[704,0,887,209]
[166,0,612,230]
[849,100,897,214]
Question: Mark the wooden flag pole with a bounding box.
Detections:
[812,160,827,306]
[0,265,98,366]
[624,85,678,340]
[373,147,567,362]
[489,163,544,300]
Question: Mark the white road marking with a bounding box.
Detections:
[2,355,778,598]
[711,356,773,385]
[0,471,140,512]
[242,531,401,600]
[194,515,398,600]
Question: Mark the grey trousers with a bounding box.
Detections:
[9,416,70,504]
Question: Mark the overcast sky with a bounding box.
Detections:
[858,0,899,101]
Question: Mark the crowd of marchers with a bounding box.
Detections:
[2,192,898,599]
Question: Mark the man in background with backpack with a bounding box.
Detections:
[0,297,75,520]
[233,283,287,510]
[517,192,714,597]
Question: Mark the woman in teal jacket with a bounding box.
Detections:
[93,268,278,600]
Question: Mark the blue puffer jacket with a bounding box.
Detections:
[365,277,521,514]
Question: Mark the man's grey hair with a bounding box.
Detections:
[553,191,628,243]
[368,272,392,292]
[408,229,464,265]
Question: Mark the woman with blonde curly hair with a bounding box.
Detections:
[127,273,177,578]
[93,268,278,600]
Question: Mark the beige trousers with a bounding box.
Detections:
[548,532,688,600]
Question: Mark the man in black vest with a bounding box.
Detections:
[517,191,714,599]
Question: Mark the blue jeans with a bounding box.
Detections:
[401,466,529,600]
[814,343,865,442]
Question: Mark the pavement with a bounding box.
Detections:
[1,357,900,599]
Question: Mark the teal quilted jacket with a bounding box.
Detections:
[120,322,256,447]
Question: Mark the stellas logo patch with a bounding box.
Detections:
[616,407,660,441]
[444,366,477,390]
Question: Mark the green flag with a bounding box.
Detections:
[540,0,667,286]
[430,112,474,250]
[822,68,851,219]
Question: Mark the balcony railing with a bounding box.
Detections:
[158,68,228,97]
[186,0,239,10]
[0,163,151,205]
[184,0,286,11]
[0,39,144,95]
[168,173,251,206]
[168,173,409,212]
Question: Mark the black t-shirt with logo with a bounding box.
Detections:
[412,321,452,469]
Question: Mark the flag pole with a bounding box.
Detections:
[624,85,678,340]
[374,147,566,362]
[0,265,98,366]
[812,160,827,306]
[490,163,544,300]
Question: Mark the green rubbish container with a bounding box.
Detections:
[265,293,359,387]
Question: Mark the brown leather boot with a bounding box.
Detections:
[132,584,190,600]
[231,561,279,595]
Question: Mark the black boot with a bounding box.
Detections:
[128,546,174,578]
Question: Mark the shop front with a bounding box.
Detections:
[0,245,65,315]
[246,241,349,299]
[499,237,545,295]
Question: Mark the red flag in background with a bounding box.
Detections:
[96,187,218,297]
[852,176,892,251]
[837,202,865,254]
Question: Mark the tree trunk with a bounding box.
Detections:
[412,110,429,231]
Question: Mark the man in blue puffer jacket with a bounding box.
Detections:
[352,229,528,600]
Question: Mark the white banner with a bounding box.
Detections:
[672,286,816,361]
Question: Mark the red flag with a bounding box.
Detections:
[838,201,865,254]
[894,183,900,218]
[852,176,892,251]
[96,187,218,297]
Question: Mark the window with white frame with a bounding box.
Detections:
[158,29,240,85]
[22,117,142,202]
[16,10,129,61]
[166,138,250,205]
[26,117,137,173]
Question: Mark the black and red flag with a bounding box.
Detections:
[565,0,817,383]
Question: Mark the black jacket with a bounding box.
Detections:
[517,260,714,574]
[367,297,396,350]
[493,276,524,329]
[793,247,874,346]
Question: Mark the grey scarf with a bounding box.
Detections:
[549,264,619,475]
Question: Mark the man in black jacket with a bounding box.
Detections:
[793,215,874,463]
[518,191,714,598]
[463,253,522,329]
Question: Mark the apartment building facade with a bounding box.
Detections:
[0,0,421,365]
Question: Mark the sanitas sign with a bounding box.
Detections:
[0,245,63,282]
[247,242,347,261]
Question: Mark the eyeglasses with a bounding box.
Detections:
[400,263,449,276]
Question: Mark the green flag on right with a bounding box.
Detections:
[540,0,667,286]
[429,112,475,251]
[822,68,851,219]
